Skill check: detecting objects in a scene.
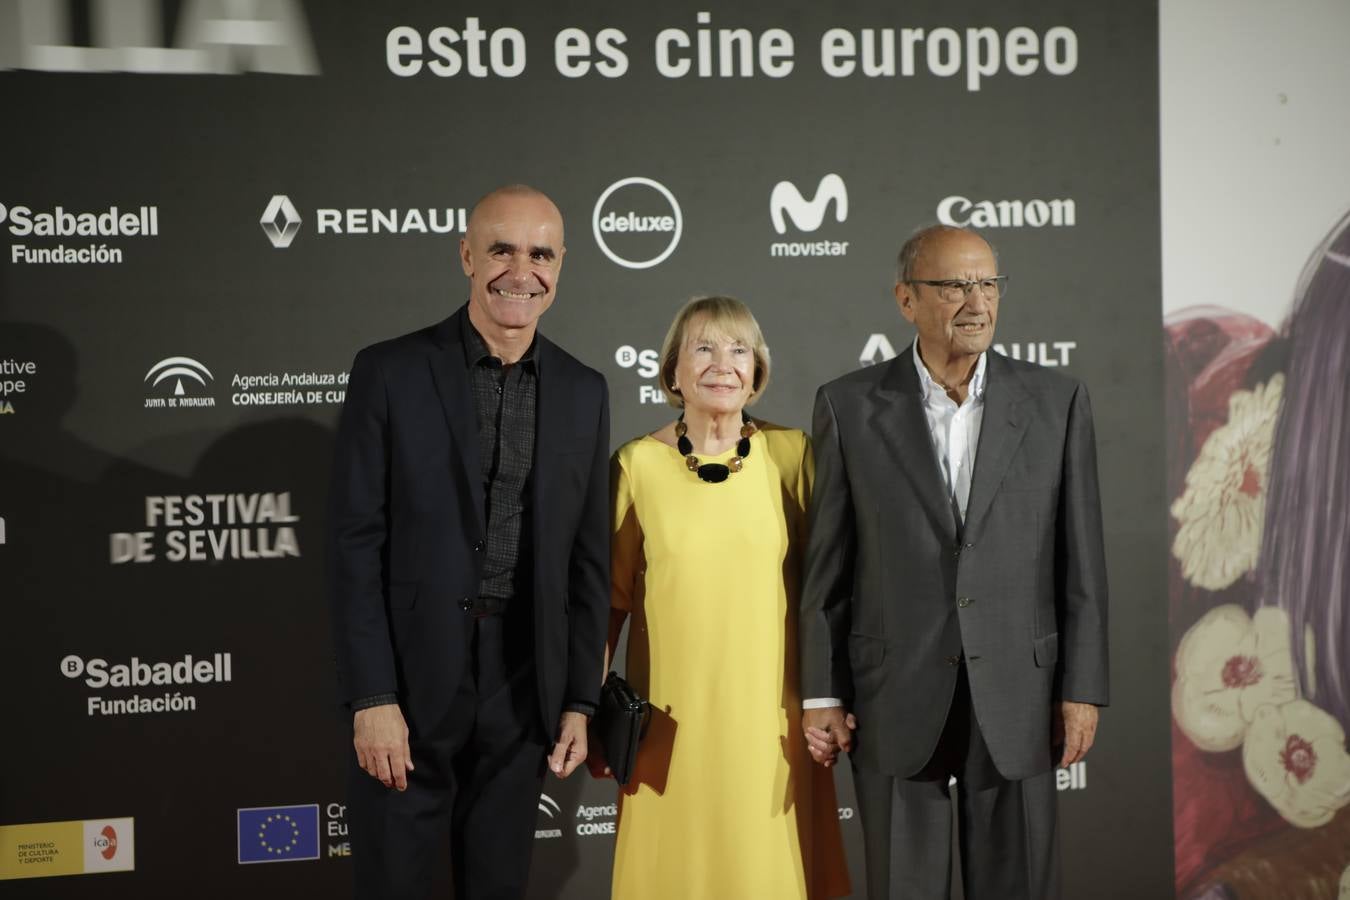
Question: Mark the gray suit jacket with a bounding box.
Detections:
[801,345,1108,781]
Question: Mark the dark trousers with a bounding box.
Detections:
[349,614,547,900]
[852,663,1060,900]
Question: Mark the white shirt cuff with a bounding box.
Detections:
[802,697,843,709]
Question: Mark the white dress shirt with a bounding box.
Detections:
[912,340,987,521]
[802,342,988,711]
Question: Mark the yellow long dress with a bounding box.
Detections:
[609,424,850,900]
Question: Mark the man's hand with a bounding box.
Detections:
[549,711,588,778]
[1053,701,1099,767]
[353,703,414,791]
[802,707,857,768]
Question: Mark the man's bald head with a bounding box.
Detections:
[466,184,563,242]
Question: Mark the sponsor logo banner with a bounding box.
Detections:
[323,803,350,858]
[2,202,157,265]
[592,177,682,269]
[237,805,320,864]
[612,345,664,405]
[858,335,1079,368]
[109,492,301,564]
[1056,761,1088,791]
[769,173,850,258]
[0,358,37,414]
[574,803,617,837]
[60,651,233,718]
[534,793,563,839]
[144,356,216,409]
[0,818,134,880]
[936,195,1076,228]
[0,1,318,75]
[260,195,468,248]
[229,369,348,407]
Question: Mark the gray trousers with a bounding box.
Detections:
[852,664,1060,900]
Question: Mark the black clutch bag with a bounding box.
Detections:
[592,671,651,786]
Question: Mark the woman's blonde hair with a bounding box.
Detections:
[658,295,771,409]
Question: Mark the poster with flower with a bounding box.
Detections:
[1167,211,1350,899]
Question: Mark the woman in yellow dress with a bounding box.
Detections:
[605,296,849,899]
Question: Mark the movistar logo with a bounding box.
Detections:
[770,174,848,234]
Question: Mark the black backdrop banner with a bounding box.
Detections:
[0,1,1169,897]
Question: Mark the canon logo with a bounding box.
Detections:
[937,195,1076,228]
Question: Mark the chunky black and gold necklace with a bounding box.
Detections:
[675,412,756,483]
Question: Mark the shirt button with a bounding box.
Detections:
[957,597,973,608]
[964,542,974,550]
[495,385,503,395]
[459,598,473,612]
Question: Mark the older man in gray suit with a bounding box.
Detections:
[799,224,1109,899]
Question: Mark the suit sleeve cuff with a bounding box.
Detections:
[564,701,596,718]
[350,693,399,711]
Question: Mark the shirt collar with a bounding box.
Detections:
[459,305,538,370]
[912,340,987,405]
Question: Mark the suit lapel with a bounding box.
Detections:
[962,353,1030,538]
[428,310,486,536]
[531,337,564,551]
[870,350,958,543]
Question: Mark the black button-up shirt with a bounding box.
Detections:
[461,312,537,612]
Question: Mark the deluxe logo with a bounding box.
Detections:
[769,174,849,258]
[260,195,468,247]
[0,0,319,75]
[592,177,682,269]
[937,195,1076,228]
[260,195,302,249]
[144,356,216,409]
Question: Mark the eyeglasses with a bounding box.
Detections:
[906,275,1008,303]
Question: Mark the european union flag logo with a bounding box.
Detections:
[237,804,320,864]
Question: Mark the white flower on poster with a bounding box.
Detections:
[1244,699,1350,829]
[1339,862,1350,898]
[1171,374,1284,591]
[1172,605,1297,751]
